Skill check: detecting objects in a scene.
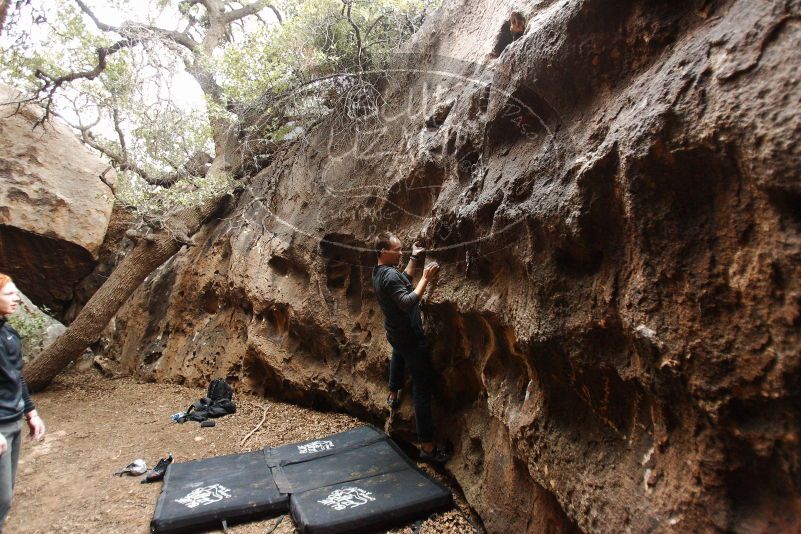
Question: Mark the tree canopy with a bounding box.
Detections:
[0,0,437,214]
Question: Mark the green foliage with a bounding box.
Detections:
[8,304,51,351]
[115,170,242,217]
[216,0,438,107]
[0,2,90,91]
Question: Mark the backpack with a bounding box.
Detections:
[179,379,236,423]
[207,378,233,402]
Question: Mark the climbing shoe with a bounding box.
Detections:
[419,445,451,464]
[141,453,173,483]
[114,459,147,477]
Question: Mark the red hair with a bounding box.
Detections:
[0,273,11,289]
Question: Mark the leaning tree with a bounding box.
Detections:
[0,0,435,390]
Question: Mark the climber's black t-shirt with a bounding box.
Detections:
[372,265,425,346]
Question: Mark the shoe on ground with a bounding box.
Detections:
[114,459,147,476]
[419,446,451,464]
[141,453,173,483]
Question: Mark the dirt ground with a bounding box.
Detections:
[5,367,478,534]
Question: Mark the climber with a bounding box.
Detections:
[372,232,449,463]
[487,11,526,59]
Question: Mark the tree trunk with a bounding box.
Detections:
[24,193,224,391]
[0,1,10,37]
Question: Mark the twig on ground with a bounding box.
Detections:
[265,514,285,534]
[240,401,269,448]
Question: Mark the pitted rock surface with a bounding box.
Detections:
[104,1,801,532]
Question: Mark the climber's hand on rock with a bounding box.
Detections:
[423,262,440,281]
[412,242,426,257]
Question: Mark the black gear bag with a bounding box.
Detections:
[178,379,236,423]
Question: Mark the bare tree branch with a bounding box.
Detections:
[63,107,211,188]
[343,1,363,75]
[32,37,136,124]
[73,0,114,31]
[111,108,128,159]
[98,165,115,190]
[75,126,152,181]
[222,0,282,25]
[75,0,198,51]
[34,0,256,124]
[363,14,384,40]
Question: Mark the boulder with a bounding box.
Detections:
[0,84,116,316]
[105,1,801,532]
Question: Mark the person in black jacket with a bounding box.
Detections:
[0,273,45,532]
[371,233,448,463]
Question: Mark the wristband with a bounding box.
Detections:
[410,255,420,260]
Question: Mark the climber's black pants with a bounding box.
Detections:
[388,335,434,443]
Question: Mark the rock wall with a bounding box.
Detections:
[0,85,116,316]
[106,0,800,532]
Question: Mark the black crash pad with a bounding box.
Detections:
[291,468,453,534]
[265,425,386,466]
[151,426,451,534]
[273,439,409,494]
[265,425,452,534]
[266,426,394,493]
[150,450,287,534]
